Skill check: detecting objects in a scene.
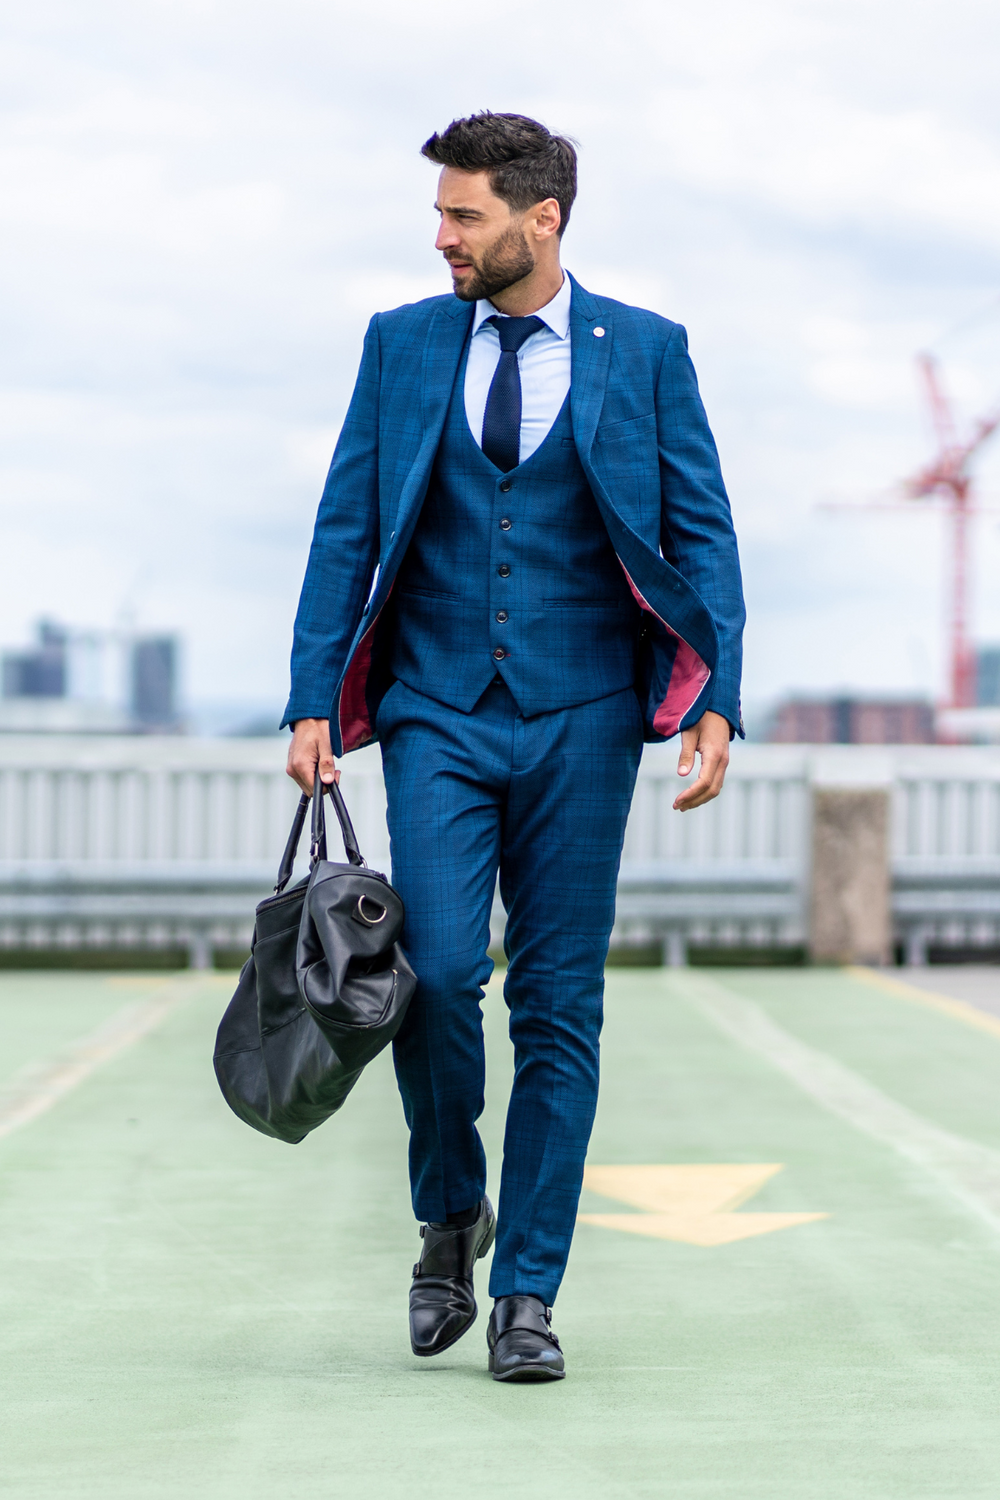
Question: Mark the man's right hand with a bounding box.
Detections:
[286,717,339,795]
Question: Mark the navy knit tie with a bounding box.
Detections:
[481,315,544,472]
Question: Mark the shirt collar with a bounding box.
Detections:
[471,272,572,340]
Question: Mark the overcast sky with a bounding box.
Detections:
[2,0,999,727]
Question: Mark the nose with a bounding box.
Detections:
[435,218,461,252]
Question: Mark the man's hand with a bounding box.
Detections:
[673,710,731,811]
[286,717,339,796]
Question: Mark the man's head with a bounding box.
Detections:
[422,113,577,304]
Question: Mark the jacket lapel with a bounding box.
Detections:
[385,296,472,557]
[421,296,473,430]
[566,275,718,731]
[568,274,632,539]
[568,274,612,460]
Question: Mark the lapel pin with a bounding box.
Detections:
[593,326,605,337]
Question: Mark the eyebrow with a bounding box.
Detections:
[433,201,486,217]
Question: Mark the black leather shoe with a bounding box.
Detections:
[409,1197,496,1357]
[487,1294,565,1381]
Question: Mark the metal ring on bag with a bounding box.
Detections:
[355,895,388,926]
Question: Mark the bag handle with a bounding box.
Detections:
[274,793,310,894]
[309,776,365,870]
[273,777,366,893]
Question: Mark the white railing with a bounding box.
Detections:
[1,736,998,966]
[891,751,1000,962]
[0,738,389,965]
[615,745,1000,963]
[614,744,809,962]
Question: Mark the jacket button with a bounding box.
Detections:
[499,518,512,531]
[495,610,508,623]
[499,478,513,493]
[498,564,511,577]
[493,648,506,660]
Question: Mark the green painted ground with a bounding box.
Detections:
[1,965,999,1498]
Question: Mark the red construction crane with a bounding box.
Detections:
[901,355,1000,708]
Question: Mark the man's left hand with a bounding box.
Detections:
[673,710,731,811]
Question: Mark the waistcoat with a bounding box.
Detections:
[388,345,641,717]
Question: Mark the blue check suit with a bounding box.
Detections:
[284,276,745,1304]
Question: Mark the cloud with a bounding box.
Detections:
[1,0,998,713]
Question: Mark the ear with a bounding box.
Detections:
[529,197,562,242]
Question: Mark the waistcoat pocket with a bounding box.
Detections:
[398,585,461,602]
[543,597,624,609]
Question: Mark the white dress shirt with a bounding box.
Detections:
[464,273,572,465]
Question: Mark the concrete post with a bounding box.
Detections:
[809,787,892,966]
[903,924,931,968]
[662,930,687,967]
[187,931,213,971]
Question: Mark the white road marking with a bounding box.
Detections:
[0,977,213,1141]
[670,969,1000,1239]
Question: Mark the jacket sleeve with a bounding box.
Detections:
[655,322,746,737]
[281,316,382,729]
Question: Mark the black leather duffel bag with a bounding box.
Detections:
[214,779,416,1144]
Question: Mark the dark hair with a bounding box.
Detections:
[421,112,577,235]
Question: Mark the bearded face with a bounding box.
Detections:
[447,219,535,303]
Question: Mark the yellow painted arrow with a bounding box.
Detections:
[578,1164,827,1247]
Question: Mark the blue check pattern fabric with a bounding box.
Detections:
[388,346,641,717]
[281,274,745,749]
[380,676,643,1305]
[282,273,746,1306]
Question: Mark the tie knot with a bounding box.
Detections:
[487,314,545,354]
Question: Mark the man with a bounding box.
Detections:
[284,113,744,1382]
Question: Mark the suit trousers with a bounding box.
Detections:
[377,676,643,1305]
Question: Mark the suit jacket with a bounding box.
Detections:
[283,274,746,756]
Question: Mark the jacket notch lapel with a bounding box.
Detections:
[388,297,472,548]
[420,298,473,431]
[568,274,612,459]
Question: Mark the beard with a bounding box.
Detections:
[449,222,535,302]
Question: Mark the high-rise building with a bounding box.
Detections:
[976,647,1000,708]
[0,621,182,733]
[130,637,178,731]
[1,621,67,698]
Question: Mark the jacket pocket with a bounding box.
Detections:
[397,585,461,602]
[593,411,656,445]
[543,598,624,609]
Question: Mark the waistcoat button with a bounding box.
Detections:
[498,564,511,577]
[499,518,511,531]
[495,610,508,623]
[493,648,506,660]
[499,478,513,493]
